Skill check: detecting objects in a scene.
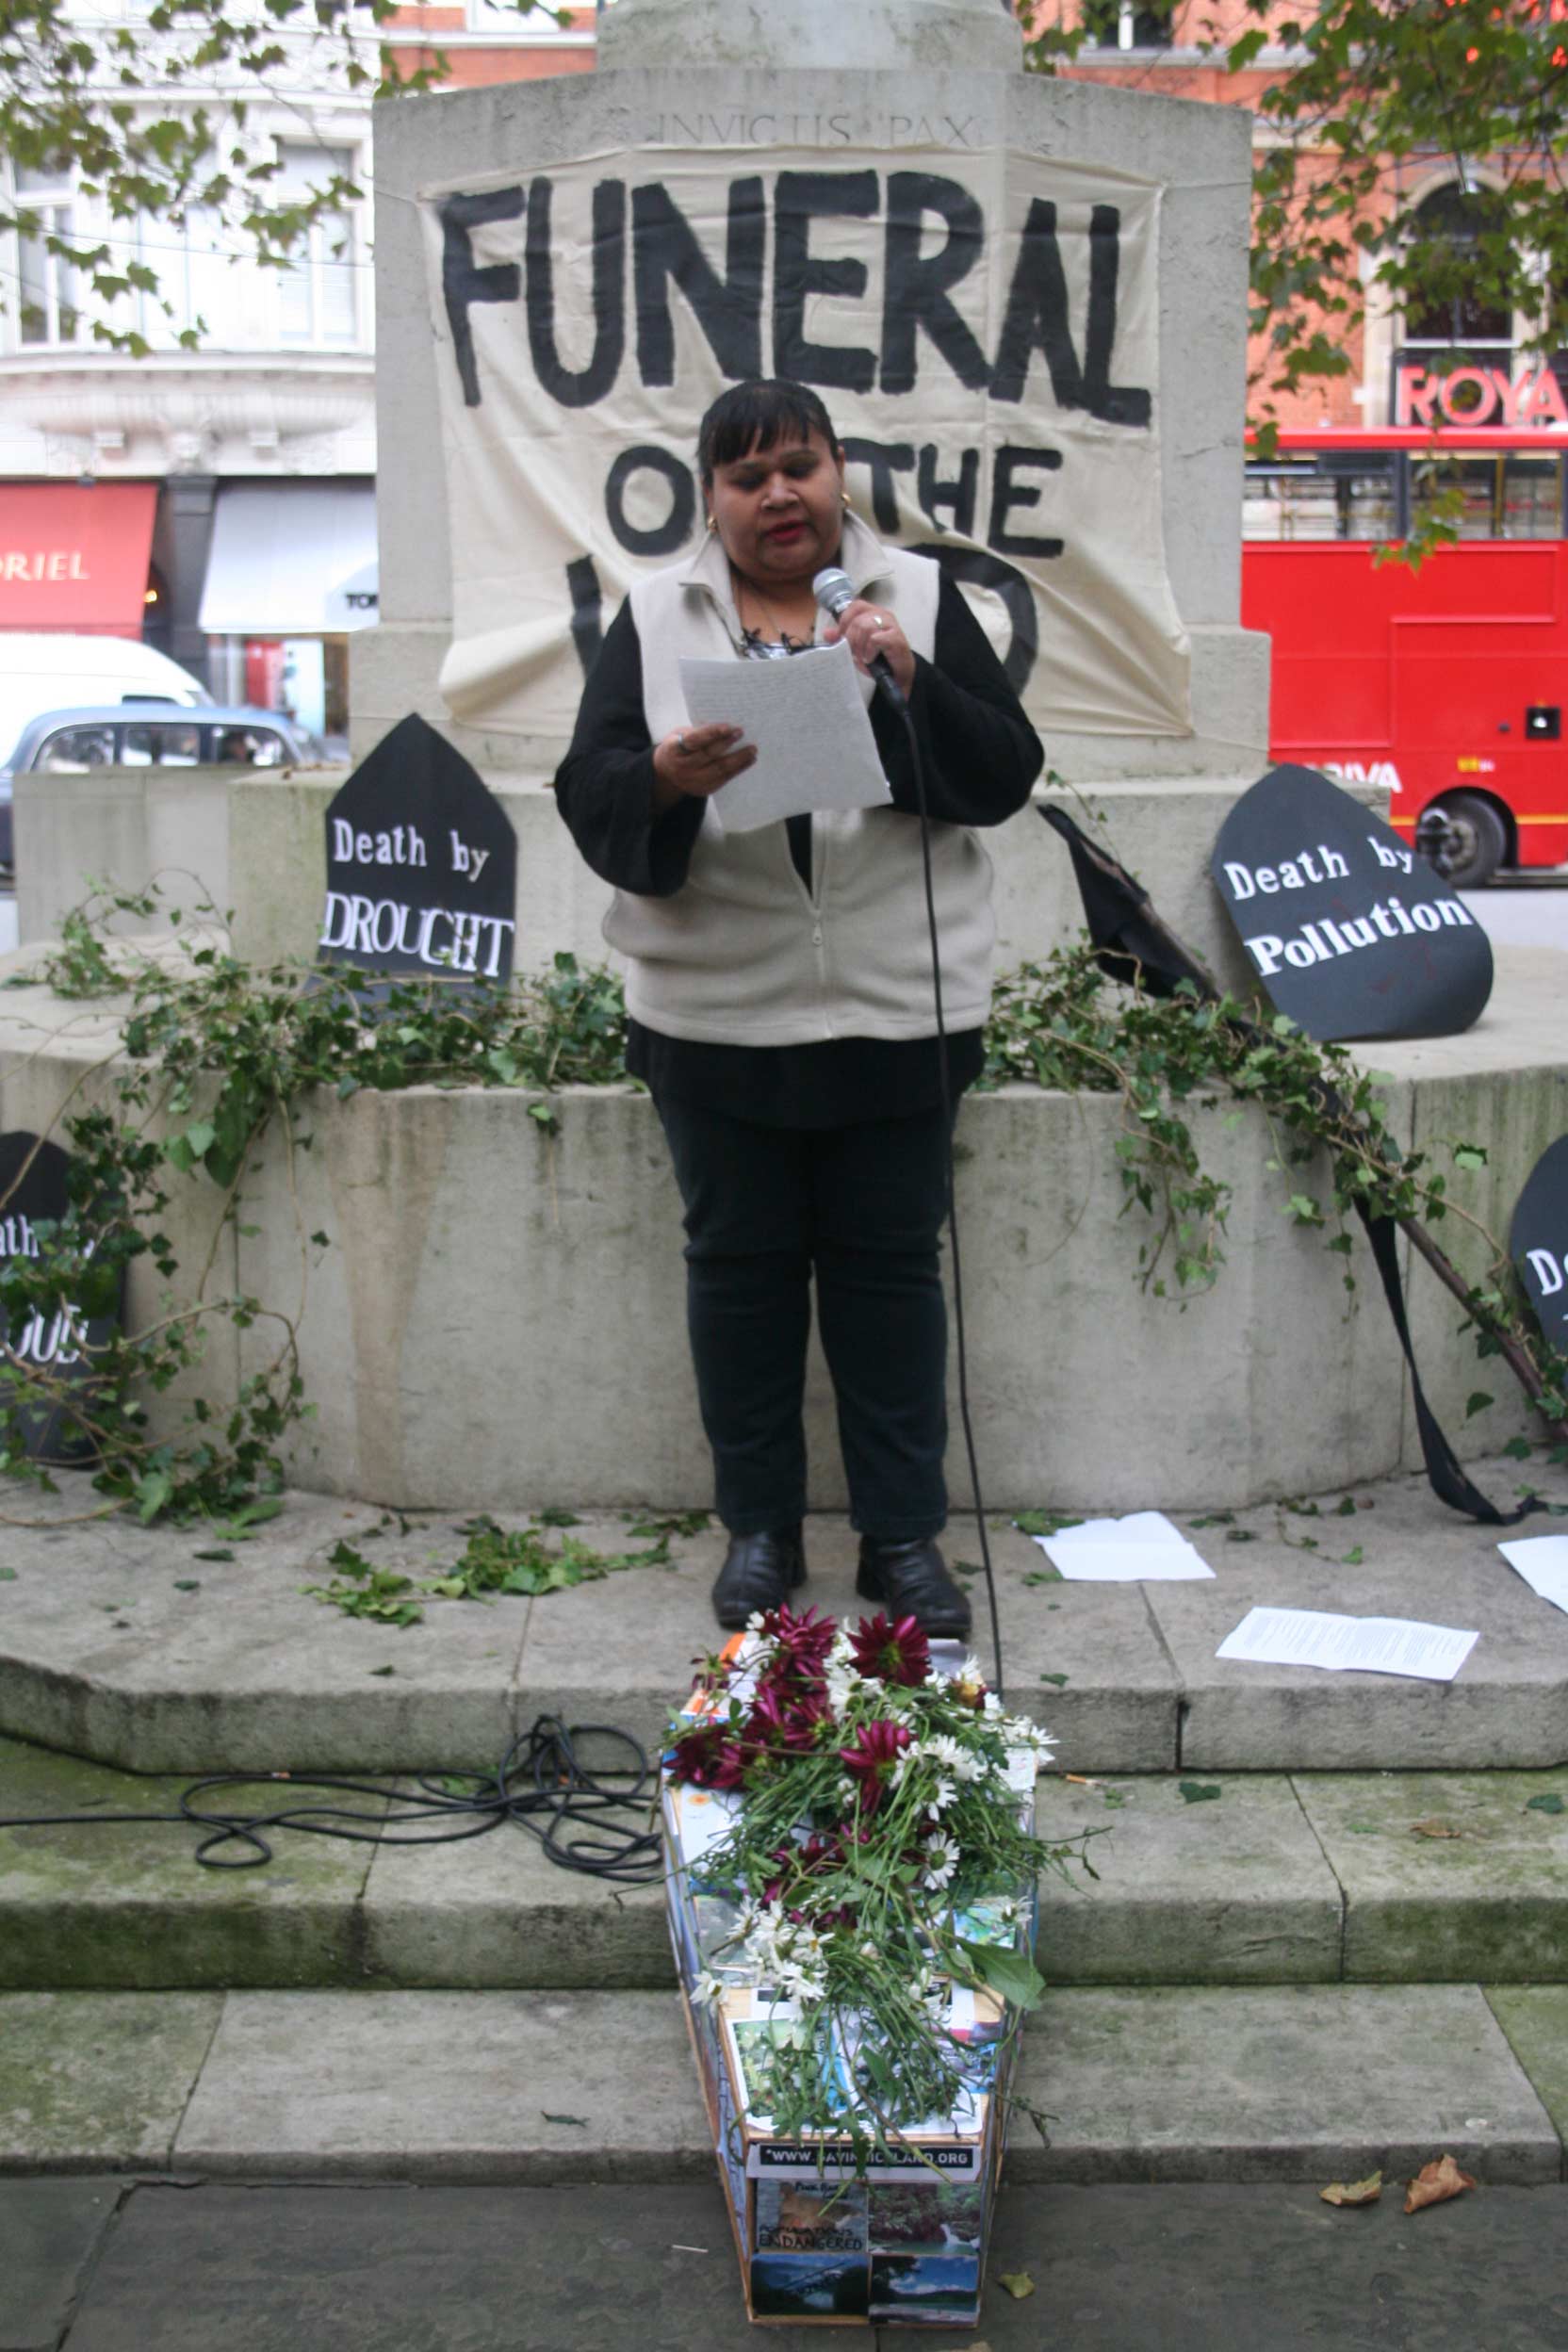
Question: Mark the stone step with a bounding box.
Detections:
[6,1736,1567,1994]
[2,1983,1563,2185]
[2,1461,1565,1776]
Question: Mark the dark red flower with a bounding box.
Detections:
[668,1723,747,1789]
[849,1611,932,1688]
[838,1719,912,1815]
[746,1683,834,1754]
[759,1603,837,1669]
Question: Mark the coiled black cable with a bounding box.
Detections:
[0,1716,667,1879]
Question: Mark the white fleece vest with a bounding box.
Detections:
[605,514,999,1049]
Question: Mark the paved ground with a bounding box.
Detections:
[6,2178,1568,2351]
[1461,872,1568,952]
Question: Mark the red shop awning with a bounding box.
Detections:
[0,482,158,634]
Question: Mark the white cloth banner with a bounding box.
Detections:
[419,143,1191,743]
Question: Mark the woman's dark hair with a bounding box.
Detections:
[695,379,840,483]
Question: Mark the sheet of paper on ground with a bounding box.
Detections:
[1497,1534,1568,1618]
[1216,1606,1478,1681]
[1033,1510,1217,1581]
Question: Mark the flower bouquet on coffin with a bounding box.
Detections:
[661,1605,1086,2328]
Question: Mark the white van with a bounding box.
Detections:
[0,633,212,762]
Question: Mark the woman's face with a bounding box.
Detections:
[704,428,845,595]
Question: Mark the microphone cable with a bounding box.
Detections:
[862,662,1005,1705]
[811,564,1005,1700]
[0,1717,666,1878]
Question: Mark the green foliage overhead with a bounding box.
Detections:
[1234,0,1568,435]
[0,0,562,350]
[1021,0,1568,532]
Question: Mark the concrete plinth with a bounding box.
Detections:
[13,768,237,945]
[1,944,1562,1518]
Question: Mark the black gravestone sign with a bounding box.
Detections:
[1211,765,1494,1040]
[318,713,517,988]
[0,1131,121,1466]
[1511,1135,1568,1354]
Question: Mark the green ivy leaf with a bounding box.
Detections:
[956,1937,1046,2013]
[1179,1782,1222,1804]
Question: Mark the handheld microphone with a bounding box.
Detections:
[812,565,906,708]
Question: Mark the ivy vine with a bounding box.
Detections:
[0,886,1560,1532]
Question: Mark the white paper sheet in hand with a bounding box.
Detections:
[678,641,890,834]
[1497,1534,1568,1617]
[1216,1605,1478,1682]
[1035,1509,1217,1581]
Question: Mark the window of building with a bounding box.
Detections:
[1403,183,1513,358]
[14,161,79,347]
[274,143,362,347]
[1080,0,1174,49]
[134,204,244,348]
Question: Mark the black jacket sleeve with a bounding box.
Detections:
[552,601,706,897]
[871,573,1044,828]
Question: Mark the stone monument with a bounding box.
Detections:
[232,0,1271,991]
[11,0,1561,1517]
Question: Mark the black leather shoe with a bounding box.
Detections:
[711,1526,807,1629]
[856,1535,972,1640]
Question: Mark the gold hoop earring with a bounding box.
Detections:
[705,513,717,533]
[841,490,852,509]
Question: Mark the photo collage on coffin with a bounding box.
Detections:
[662,1665,1007,2329]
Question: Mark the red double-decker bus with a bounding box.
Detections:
[1240,423,1568,884]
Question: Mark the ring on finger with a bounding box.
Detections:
[677,732,687,752]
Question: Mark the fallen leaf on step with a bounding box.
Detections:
[1525,1794,1564,1817]
[1404,2155,1476,2213]
[1178,1782,1222,1804]
[1409,1820,1462,1839]
[997,2272,1036,2300]
[1320,2170,1382,2207]
[542,2112,587,2127]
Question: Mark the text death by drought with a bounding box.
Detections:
[330,820,494,887]
[318,895,515,979]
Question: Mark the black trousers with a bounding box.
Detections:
[653,1094,953,1542]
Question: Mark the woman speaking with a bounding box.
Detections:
[555,379,1043,1637]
